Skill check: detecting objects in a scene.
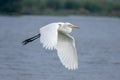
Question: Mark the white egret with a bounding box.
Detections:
[22,22,79,70]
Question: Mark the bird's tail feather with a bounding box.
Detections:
[22,34,40,45]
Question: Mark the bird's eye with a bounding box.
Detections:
[58,24,61,27]
[69,24,72,27]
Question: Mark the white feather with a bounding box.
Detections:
[40,23,59,50]
[56,32,78,70]
[39,22,78,70]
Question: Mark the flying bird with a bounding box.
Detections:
[22,22,79,70]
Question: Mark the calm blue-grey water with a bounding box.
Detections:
[0,16,120,80]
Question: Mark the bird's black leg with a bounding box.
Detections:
[22,34,40,45]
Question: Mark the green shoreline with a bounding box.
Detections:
[0,12,119,18]
[0,0,120,17]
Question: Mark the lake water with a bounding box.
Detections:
[0,16,120,80]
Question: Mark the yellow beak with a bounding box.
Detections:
[71,25,79,28]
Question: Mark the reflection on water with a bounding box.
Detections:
[0,16,120,80]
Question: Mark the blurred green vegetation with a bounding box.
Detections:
[0,0,22,14]
[0,0,120,17]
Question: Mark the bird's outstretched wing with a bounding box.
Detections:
[40,23,59,50]
[56,32,78,70]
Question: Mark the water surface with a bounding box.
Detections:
[0,16,120,80]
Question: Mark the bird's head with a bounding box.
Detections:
[64,22,79,28]
[58,22,79,33]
